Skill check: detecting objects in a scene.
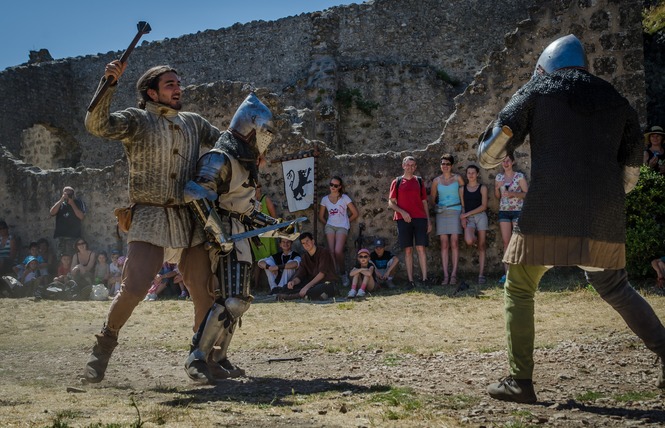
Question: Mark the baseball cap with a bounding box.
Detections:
[374,239,385,247]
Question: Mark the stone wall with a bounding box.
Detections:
[0,0,649,278]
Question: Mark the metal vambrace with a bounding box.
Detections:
[185,296,251,366]
[478,125,513,169]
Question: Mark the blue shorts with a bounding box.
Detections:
[397,218,429,249]
[498,210,521,223]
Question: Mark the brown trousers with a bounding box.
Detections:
[104,241,215,336]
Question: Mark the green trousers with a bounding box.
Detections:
[504,265,665,379]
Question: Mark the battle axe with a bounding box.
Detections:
[87,21,152,112]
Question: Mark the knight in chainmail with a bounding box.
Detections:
[478,35,665,403]
[83,61,221,384]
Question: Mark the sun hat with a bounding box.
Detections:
[644,125,665,143]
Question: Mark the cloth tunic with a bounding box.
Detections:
[496,69,643,268]
[85,83,220,249]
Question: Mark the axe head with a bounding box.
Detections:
[137,21,152,34]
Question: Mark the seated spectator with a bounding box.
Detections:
[53,253,73,283]
[651,256,665,288]
[93,251,111,286]
[370,239,399,289]
[145,262,182,301]
[348,248,377,298]
[0,220,18,276]
[70,239,96,287]
[19,256,46,296]
[14,242,47,279]
[108,250,124,296]
[643,125,665,174]
[37,238,57,276]
[172,265,189,299]
[277,232,338,301]
[257,238,301,294]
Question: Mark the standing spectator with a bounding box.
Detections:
[388,156,432,289]
[460,165,489,284]
[430,153,465,285]
[643,125,665,174]
[49,186,86,257]
[494,154,528,284]
[71,239,97,287]
[257,238,301,294]
[478,34,665,403]
[0,220,18,276]
[93,251,111,286]
[83,61,220,383]
[370,239,399,289]
[347,248,377,298]
[277,232,338,301]
[319,175,359,286]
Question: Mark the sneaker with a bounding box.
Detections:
[405,281,416,290]
[385,278,396,289]
[147,293,158,301]
[347,288,357,298]
[487,376,537,404]
[342,275,350,287]
[84,331,118,383]
[498,274,506,285]
[179,291,188,299]
[356,289,366,297]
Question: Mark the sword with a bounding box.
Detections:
[206,216,307,244]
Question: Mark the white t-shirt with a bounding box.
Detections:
[320,194,353,229]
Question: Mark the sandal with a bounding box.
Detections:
[478,275,487,285]
[441,275,449,286]
[449,276,457,286]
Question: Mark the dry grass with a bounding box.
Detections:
[1,271,664,427]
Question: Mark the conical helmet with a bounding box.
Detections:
[534,34,588,76]
[229,92,275,154]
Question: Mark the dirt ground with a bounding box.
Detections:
[1,272,665,427]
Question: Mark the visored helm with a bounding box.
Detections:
[534,34,588,76]
[229,92,275,155]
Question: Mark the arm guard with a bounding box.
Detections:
[478,124,513,169]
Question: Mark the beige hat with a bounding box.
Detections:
[645,125,665,144]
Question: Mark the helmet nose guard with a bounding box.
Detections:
[534,34,588,76]
[229,92,275,154]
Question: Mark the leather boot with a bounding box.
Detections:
[487,376,537,403]
[84,331,118,383]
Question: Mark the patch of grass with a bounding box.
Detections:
[382,354,403,366]
[643,3,665,35]
[511,409,534,418]
[369,386,422,420]
[613,391,658,402]
[335,88,379,116]
[337,302,355,310]
[576,390,605,401]
[439,394,479,410]
[478,345,501,353]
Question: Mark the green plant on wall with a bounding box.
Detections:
[643,2,665,35]
[435,69,460,86]
[625,166,665,276]
[336,88,379,117]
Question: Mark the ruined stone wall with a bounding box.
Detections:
[644,31,665,127]
[0,0,648,278]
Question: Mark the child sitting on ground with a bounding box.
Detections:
[651,256,665,288]
[347,248,377,298]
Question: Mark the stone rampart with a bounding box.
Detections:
[0,0,648,278]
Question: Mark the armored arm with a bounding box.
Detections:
[478,124,513,169]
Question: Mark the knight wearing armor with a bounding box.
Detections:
[478,35,665,403]
[183,92,281,383]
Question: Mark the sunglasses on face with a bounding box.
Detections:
[329,183,341,188]
[441,161,452,166]
[358,255,369,259]
[77,242,86,246]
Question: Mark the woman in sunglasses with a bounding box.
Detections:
[71,239,97,287]
[318,176,359,285]
[347,248,377,298]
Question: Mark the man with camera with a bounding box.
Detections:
[49,186,86,256]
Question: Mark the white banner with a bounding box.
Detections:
[282,157,315,212]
